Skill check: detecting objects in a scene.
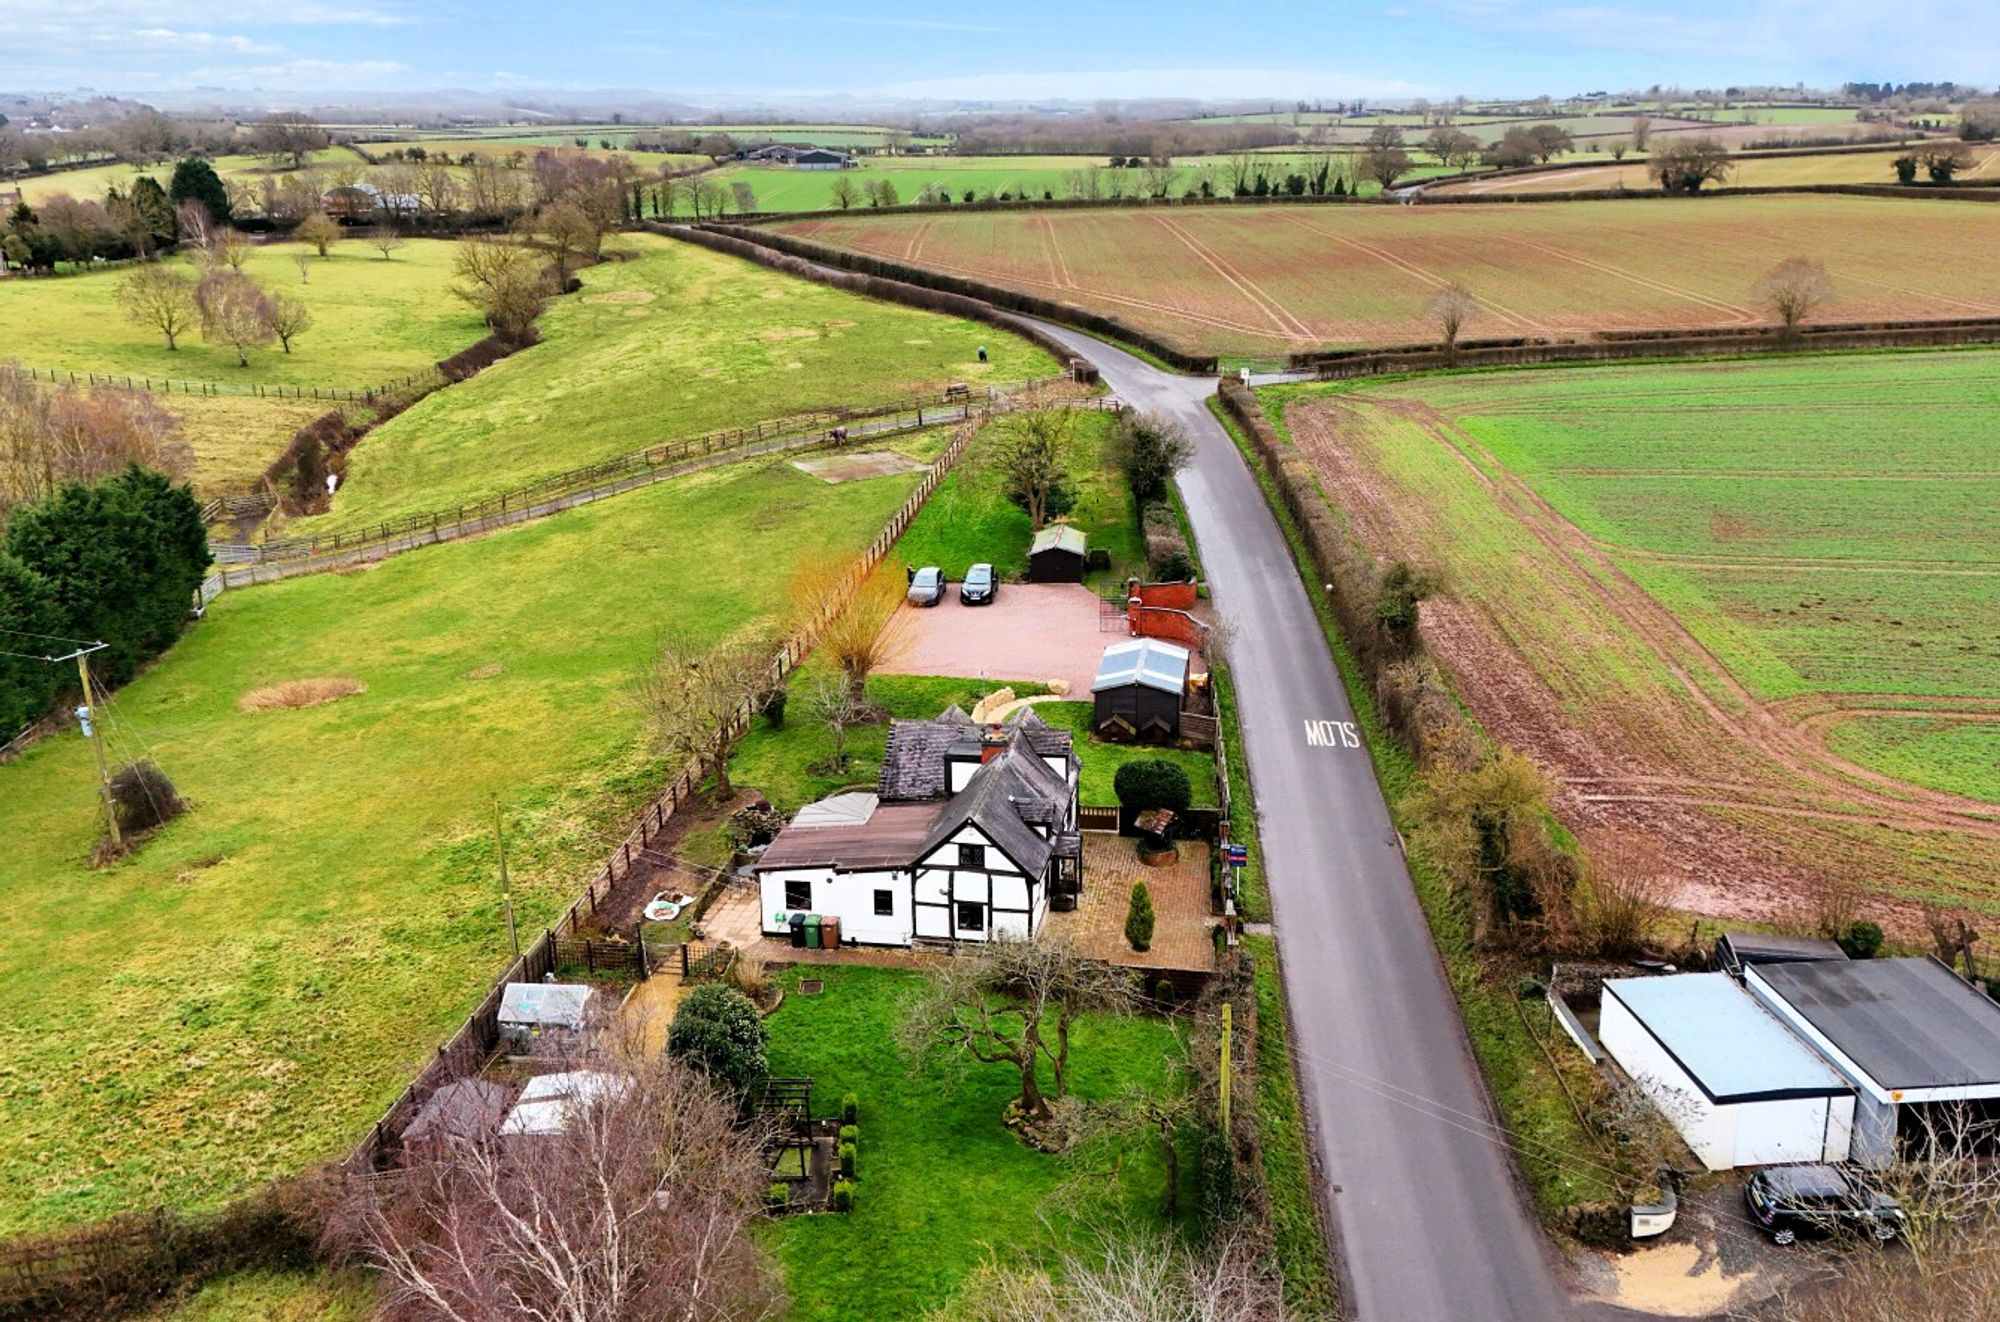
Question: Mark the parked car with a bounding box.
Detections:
[907,566,946,607]
[1745,1164,1904,1245]
[960,563,997,606]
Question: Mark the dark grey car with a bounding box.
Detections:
[906,566,945,607]
[1746,1164,1903,1245]
[960,562,997,605]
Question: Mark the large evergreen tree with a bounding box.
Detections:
[168,157,231,224]
[129,176,178,248]
[0,554,62,735]
[6,468,210,686]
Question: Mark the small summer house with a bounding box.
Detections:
[497,982,593,1050]
[1091,638,1190,743]
[1027,524,1087,583]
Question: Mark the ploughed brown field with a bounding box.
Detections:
[776,195,2000,358]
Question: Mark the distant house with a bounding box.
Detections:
[739,144,801,164]
[755,708,1081,946]
[1027,524,1087,583]
[1091,638,1190,743]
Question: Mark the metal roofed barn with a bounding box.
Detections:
[1746,956,2000,1166]
[1599,972,1855,1170]
[1091,638,1191,743]
[1027,524,1088,583]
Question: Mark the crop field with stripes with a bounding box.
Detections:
[778,196,2000,358]
[1266,349,2000,918]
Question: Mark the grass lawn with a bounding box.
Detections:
[1,239,482,389]
[0,449,930,1234]
[761,964,1188,1321]
[148,393,331,497]
[137,1268,374,1321]
[894,409,1144,587]
[295,232,1054,538]
[1030,701,1217,808]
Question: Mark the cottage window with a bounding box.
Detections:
[873,889,894,917]
[784,880,812,911]
[958,843,986,869]
[955,901,985,932]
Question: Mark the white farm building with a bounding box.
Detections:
[755,708,1081,947]
[1600,973,1856,1171]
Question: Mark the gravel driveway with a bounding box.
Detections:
[879,583,1113,697]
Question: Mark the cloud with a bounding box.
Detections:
[718,7,1019,34]
[130,28,285,55]
[183,57,410,84]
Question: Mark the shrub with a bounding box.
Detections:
[838,1123,859,1148]
[108,759,186,835]
[1126,882,1156,952]
[666,984,768,1093]
[1153,977,1174,1003]
[766,1183,789,1210]
[837,1142,857,1180]
[723,804,787,853]
[840,1091,859,1125]
[760,684,788,728]
[1114,760,1192,813]
[0,553,61,735]
[830,1179,854,1212]
[1839,920,1885,961]
[1117,413,1193,504]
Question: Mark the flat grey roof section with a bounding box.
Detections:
[1604,973,1851,1103]
[1719,932,1848,964]
[1751,957,2000,1092]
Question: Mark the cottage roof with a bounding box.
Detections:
[879,706,1071,802]
[755,800,943,872]
[915,744,1064,876]
[1092,639,1190,695]
[1030,524,1087,557]
[498,982,592,1028]
[1604,973,1848,1103]
[1750,957,2000,1092]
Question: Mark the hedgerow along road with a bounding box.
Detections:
[1023,320,1580,1320]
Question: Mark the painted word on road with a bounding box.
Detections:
[1303,718,1362,749]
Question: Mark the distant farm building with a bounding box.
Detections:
[1027,524,1087,583]
[737,144,855,169]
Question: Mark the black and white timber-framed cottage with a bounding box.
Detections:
[754,708,1083,947]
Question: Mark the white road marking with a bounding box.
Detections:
[1302,718,1362,749]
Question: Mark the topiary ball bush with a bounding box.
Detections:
[1114,759,1193,813]
[1838,920,1885,961]
[666,984,768,1093]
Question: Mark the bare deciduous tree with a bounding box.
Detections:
[798,674,866,773]
[827,175,860,210]
[1427,282,1477,365]
[269,293,312,353]
[1756,256,1835,342]
[1646,135,1733,193]
[0,367,193,520]
[900,936,1136,1124]
[290,250,311,284]
[368,223,407,261]
[293,210,341,259]
[930,1225,1288,1322]
[115,264,198,350]
[452,236,550,341]
[638,635,775,799]
[194,268,277,366]
[729,180,758,214]
[990,402,1078,531]
[321,1037,779,1322]
[790,552,908,704]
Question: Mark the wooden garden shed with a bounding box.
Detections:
[1028,525,1087,583]
[1091,639,1189,743]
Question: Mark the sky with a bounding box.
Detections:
[2,0,1995,103]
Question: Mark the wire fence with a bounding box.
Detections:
[208,376,1085,583]
[13,363,445,404]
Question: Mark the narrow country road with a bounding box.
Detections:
[1026,321,1578,1320]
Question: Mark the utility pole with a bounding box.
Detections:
[1219,1000,1233,1137]
[52,643,119,849]
[494,795,519,958]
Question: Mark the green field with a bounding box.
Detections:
[0,443,933,1234]
[1,238,481,389]
[761,965,1186,1321]
[1269,348,2000,907]
[892,407,1145,584]
[297,232,1051,537]
[157,393,333,496]
[138,1268,373,1320]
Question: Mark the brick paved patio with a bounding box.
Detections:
[1049,834,1217,973]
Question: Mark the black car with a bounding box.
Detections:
[906,566,945,607]
[960,562,997,606]
[1745,1164,1903,1245]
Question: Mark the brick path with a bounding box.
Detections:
[1048,834,1217,972]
